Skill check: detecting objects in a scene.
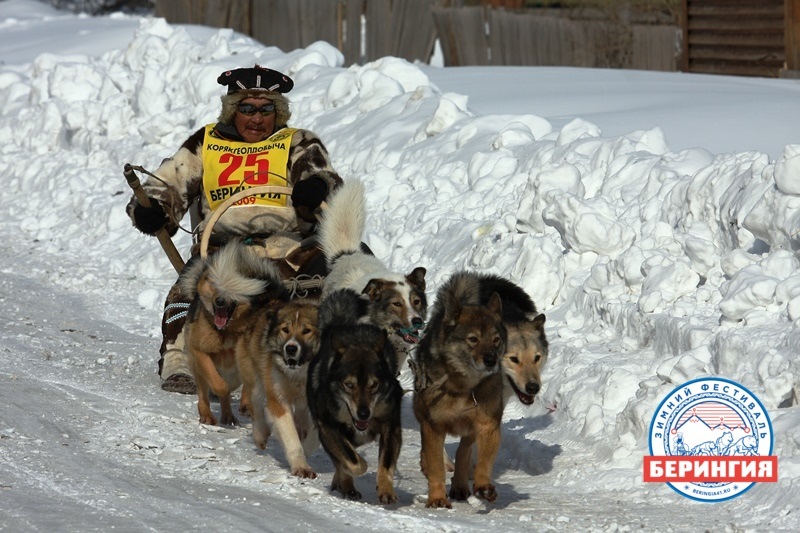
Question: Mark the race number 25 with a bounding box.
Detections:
[218,152,270,186]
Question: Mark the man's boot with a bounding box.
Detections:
[158,286,195,394]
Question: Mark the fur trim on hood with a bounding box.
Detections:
[218,89,291,128]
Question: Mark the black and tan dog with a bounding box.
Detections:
[180,240,286,426]
[307,289,403,503]
[411,271,508,508]
[236,298,321,478]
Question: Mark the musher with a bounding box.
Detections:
[127,65,341,393]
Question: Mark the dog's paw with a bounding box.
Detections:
[425,497,452,509]
[199,414,217,426]
[449,485,471,501]
[238,403,252,417]
[253,429,270,450]
[292,466,317,479]
[378,489,398,505]
[343,488,362,501]
[331,479,362,501]
[219,413,239,427]
[253,423,272,450]
[473,483,498,502]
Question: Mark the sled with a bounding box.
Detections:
[198,185,326,298]
[124,164,325,299]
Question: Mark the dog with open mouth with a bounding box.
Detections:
[179,240,286,426]
[307,289,403,503]
[472,273,548,408]
[317,179,427,371]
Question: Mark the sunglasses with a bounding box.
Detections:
[236,102,276,116]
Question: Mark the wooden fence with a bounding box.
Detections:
[680,0,785,77]
[154,0,800,76]
[434,6,680,70]
[154,0,443,66]
[789,0,800,76]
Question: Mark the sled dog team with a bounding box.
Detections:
[181,180,549,508]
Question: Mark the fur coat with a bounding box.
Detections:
[126,123,342,243]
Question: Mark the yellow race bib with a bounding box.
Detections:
[202,125,297,211]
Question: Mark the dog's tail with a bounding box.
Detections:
[179,240,285,302]
[318,180,366,267]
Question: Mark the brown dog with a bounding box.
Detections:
[180,240,286,426]
[236,298,321,478]
[411,271,507,508]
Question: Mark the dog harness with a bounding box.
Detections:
[202,124,297,211]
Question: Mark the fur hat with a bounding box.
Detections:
[217,65,293,128]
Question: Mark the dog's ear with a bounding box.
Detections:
[442,294,463,327]
[487,291,503,316]
[263,302,283,333]
[362,279,385,301]
[407,267,426,292]
[531,313,548,348]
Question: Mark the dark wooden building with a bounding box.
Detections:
[681,0,800,77]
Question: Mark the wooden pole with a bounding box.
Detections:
[679,0,690,72]
[124,164,186,274]
[783,0,800,77]
[337,0,344,52]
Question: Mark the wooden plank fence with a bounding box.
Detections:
[154,0,800,76]
[788,0,800,76]
[780,0,800,78]
[155,0,442,66]
[634,24,680,71]
[681,0,785,77]
[251,0,340,55]
[434,6,680,70]
[433,6,489,66]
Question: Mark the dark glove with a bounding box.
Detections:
[291,176,329,210]
[132,198,168,235]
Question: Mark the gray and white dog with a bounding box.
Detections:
[317,180,428,370]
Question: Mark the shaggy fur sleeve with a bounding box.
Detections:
[287,129,343,223]
[126,127,205,236]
